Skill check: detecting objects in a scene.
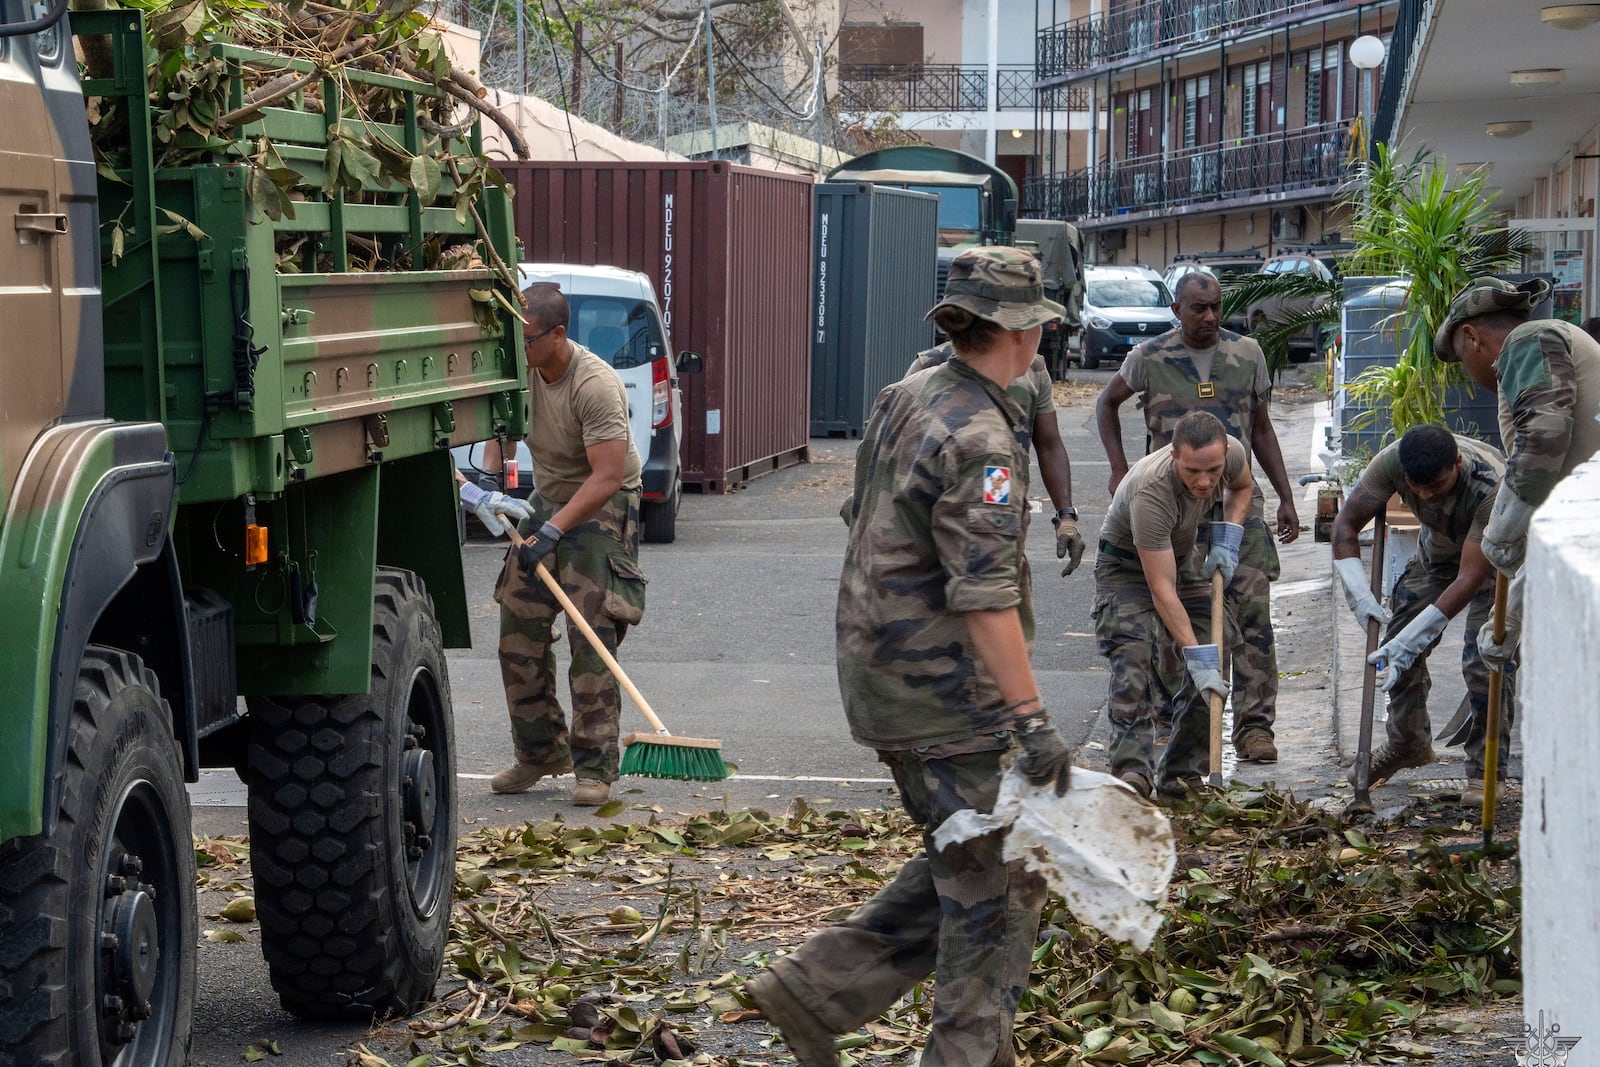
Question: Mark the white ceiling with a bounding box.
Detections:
[1396,0,1600,209]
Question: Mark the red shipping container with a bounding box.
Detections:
[503,161,813,492]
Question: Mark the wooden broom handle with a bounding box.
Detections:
[508,529,671,735]
[1208,569,1225,786]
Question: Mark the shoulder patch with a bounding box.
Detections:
[983,466,1012,504]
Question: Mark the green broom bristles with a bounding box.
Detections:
[620,733,730,782]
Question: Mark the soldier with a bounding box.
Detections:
[746,247,1073,1067]
[489,283,648,807]
[1436,276,1600,676]
[907,343,1085,573]
[1094,271,1298,764]
[1094,410,1252,798]
[1330,425,1514,802]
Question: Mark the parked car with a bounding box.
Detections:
[455,263,691,543]
[1074,265,1179,370]
[1164,251,1263,332]
[1242,251,1338,363]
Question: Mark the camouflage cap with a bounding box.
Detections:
[1434,276,1553,361]
[926,246,1066,331]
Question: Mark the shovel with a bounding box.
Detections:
[1207,570,1225,788]
[1479,571,1510,848]
[1346,512,1387,817]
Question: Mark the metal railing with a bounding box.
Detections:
[1037,0,1350,77]
[838,64,1088,113]
[1022,120,1352,219]
[1374,0,1429,150]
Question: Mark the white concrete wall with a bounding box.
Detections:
[1523,455,1600,1045]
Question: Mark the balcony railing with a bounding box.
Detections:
[1037,0,1343,78]
[838,64,1089,113]
[1022,120,1352,220]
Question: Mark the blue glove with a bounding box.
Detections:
[1181,644,1228,699]
[1202,521,1244,586]
[1368,604,1449,691]
[459,481,534,537]
[517,521,564,573]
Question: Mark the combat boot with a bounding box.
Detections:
[571,780,611,806]
[1235,733,1278,763]
[1117,770,1152,799]
[490,756,573,794]
[746,971,840,1067]
[1347,740,1434,788]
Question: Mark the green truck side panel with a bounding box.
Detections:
[0,423,160,840]
[377,450,472,649]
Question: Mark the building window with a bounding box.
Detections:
[1184,74,1211,148]
[1242,61,1271,138]
[1307,45,1341,124]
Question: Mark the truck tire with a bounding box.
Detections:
[1079,351,1101,371]
[642,486,678,544]
[247,567,456,1020]
[0,647,196,1067]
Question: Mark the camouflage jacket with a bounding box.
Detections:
[1495,318,1600,507]
[907,341,1055,424]
[838,357,1033,750]
[1356,435,1504,564]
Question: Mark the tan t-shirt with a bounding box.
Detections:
[1101,437,1248,561]
[527,343,643,504]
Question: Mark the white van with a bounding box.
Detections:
[456,263,692,543]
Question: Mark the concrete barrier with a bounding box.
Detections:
[1522,455,1600,1041]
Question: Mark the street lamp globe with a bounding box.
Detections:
[1350,34,1385,70]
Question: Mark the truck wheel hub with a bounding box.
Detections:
[101,857,159,1041]
[402,748,436,830]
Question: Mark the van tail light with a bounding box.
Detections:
[651,357,671,429]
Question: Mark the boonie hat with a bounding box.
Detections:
[926,246,1066,331]
[1434,275,1552,361]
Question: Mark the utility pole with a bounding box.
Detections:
[571,19,583,116]
[813,32,824,176]
[613,42,625,129]
[515,0,526,95]
[985,0,998,164]
[704,0,718,159]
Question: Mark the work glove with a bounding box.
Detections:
[1181,644,1229,700]
[459,481,534,537]
[1333,556,1392,630]
[1478,572,1524,672]
[1201,521,1244,586]
[517,520,564,573]
[1367,604,1449,691]
[1481,489,1537,575]
[1013,709,1073,796]
[1053,515,1086,576]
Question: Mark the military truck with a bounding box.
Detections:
[0,3,527,1063]
[828,146,1084,377]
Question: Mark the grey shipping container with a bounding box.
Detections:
[502,160,814,492]
[1338,275,1553,460]
[810,183,939,437]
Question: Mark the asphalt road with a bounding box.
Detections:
[183,367,1155,1065]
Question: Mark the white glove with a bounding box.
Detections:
[459,481,534,537]
[1481,489,1537,575]
[1368,604,1449,691]
[1181,644,1228,699]
[1202,522,1244,586]
[1334,556,1391,629]
[1478,572,1524,671]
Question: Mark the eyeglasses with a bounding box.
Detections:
[524,324,560,346]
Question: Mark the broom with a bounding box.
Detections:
[510,531,729,781]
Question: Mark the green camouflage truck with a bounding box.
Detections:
[0,3,527,1062]
[826,146,1084,377]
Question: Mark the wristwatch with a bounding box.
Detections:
[1051,506,1079,526]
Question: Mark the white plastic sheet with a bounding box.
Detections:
[931,767,1176,950]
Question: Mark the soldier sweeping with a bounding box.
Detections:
[490,282,648,807]
[1095,410,1251,799]
[746,247,1072,1067]
[1330,425,1515,803]
[1094,271,1297,764]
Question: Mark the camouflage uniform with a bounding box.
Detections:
[908,341,1055,425]
[1120,329,1278,748]
[769,247,1063,1067]
[1490,319,1600,508]
[1354,437,1515,774]
[1094,439,1247,788]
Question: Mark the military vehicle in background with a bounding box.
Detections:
[0,2,526,1062]
[828,146,1084,377]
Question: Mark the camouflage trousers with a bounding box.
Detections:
[494,490,646,784]
[764,735,1047,1067]
[1093,547,1236,786]
[1224,517,1280,745]
[1383,554,1516,776]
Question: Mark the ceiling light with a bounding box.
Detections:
[1511,68,1566,86]
[1542,5,1600,29]
[1010,128,1024,139]
[1455,162,1495,176]
[1484,120,1533,138]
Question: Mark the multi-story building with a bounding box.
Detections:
[1030,0,1399,267]
[833,1,1093,198]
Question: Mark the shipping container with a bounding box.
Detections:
[503,161,814,492]
[810,183,939,437]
